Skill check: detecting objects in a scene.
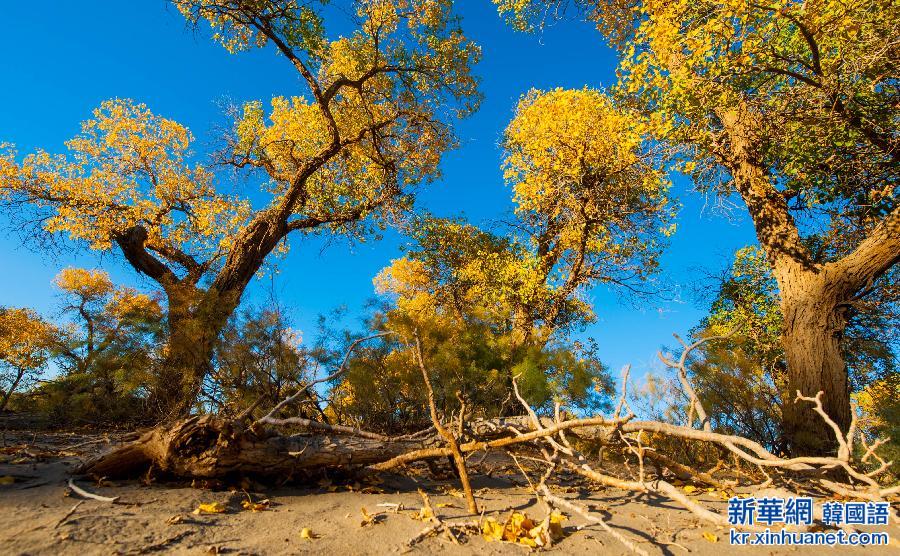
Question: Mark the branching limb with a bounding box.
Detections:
[413,332,478,514]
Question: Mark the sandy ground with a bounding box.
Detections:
[0,430,897,555]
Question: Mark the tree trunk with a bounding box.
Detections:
[151,287,241,420]
[716,107,900,456]
[77,415,565,480]
[0,368,25,412]
[777,266,850,455]
[78,415,436,479]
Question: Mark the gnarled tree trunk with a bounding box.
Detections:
[719,107,900,456]
[149,286,239,420]
[79,415,435,480]
[777,267,850,454]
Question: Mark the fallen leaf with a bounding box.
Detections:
[194,502,226,514]
[0,476,14,485]
[682,485,698,494]
[360,507,380,527]
[702,531,718,543]
[482,518,504,541]
[299,527,318,540]
[548,511,567,540]
[241,500,269,512]
[436,502,457,508]
[411,506,433,521]
[166,514,188,525]
[482,511,567,547]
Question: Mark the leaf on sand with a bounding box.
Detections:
[548,511,567,540]
[299,527,318,540]
[193,502,226,514]
[702,531,719,543]
[410,506,434,521]
[241,499,269,512]
[166,514,189,525]
[360,507,381,527]
[482,518,505,541]
[482,511,568,547]
[436,502,457,508]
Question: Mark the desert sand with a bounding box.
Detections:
[1,429,896,555]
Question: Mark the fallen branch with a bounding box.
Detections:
[67,479,119,503]
[413,332,478,514]
[54,500,85,529]
[541,486,648,556]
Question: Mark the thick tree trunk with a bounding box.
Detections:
[777,266,850,455]
[717,107,900,456]
[78,415,565,480]
[151,288,241,420]
[78,415,435,480]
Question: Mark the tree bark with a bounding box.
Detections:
[718,107,900,455]
[78,415,435,480]
[151,287,242,420]
[777,266,850,454]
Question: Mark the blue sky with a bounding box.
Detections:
[0,1,758,379]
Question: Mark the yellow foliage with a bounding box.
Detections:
[482,510,567,547]
[0,307,57,371]
[299,527,318,540]
[702,531,719,543]
[0,100,250,259]
[194,502,227,514]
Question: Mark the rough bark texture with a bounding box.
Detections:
[79,415,435,480]
[154,290,240,419]
[718,107,900,455]
[77,414,580,481]
[116,221,284,419]
[778,269,849,454]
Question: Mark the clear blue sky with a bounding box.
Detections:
[0,1,758,379]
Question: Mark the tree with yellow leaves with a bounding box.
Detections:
[0,0,479,417]
[8,268,164,425]
[380,88,674,344]
[332,87,672,420]
[0,307,57,412]
[497,0,900,455]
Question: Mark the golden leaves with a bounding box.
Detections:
[299,527,318,540]
[702,531,719,543]
[193,502,226,515]
[0,306,57,372]
[481,510,567,548]
[360,507,382,527]
[0,99,250,261]
[241,499,270,512]
[54,268,114,300]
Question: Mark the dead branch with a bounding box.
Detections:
[413,332,478,514]
[54,500,85,529]
[252,332,392,427]
[540,486,648,556]
[76,328,898,546]
[67,479,119,503]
